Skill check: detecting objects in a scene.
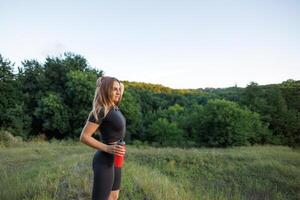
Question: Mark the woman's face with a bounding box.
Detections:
[111,81,121,105]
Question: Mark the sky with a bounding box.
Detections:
[1,0,299,89]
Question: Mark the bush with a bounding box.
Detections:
[196,99,270,147]
[0,129,23,147]
[131,139,149,149]
[147,118,184,147]
[27,133,48,143]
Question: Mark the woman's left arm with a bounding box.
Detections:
[120,82,124,96]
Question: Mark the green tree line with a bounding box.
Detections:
[1,53,299,147]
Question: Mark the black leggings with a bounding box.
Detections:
[92,150,122,200]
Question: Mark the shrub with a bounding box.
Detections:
[0,129,23,147]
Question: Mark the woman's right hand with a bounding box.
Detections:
[106,144,126,156]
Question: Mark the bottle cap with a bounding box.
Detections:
[117,139,125,145]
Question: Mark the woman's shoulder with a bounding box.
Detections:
[111,105,120,111]
[87,108,105,124]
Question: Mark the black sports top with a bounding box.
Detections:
[87,106,126,144]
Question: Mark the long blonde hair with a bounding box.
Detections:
[91,76,124,122]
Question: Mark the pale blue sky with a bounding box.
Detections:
[1,0,299,89]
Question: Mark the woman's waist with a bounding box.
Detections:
[103,138,124,145]
[106,141,118,145]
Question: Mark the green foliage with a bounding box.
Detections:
[9,53,102,139]
[183,104,205,141]
[34,93,70,138]
[242,81,300,146]
[283,109,300,146]
[162,104,185,122]
[44,52,102,98]
[123,81,173,93]
[66,70,96,106]
[280,79,300,111]
[17,59,46,108]
[0,55,17,123]
[194,99,270,147]
[204,85,244,104]
[0,55,31,137]
[0,54,14,80]
[65,70,97,137]
[1,52,299,147]
[1,103,32,138]
[119,89,143,141]
[147,118,184,146]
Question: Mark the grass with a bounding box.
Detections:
[0,141,299,200]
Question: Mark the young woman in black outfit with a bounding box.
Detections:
[80,76,126,200]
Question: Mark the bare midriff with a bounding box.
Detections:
[107,141,118,145]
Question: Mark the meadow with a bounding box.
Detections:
[0,140,299,200]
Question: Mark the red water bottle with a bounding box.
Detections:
[114,140,126,168]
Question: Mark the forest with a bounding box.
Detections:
[1,52,299,147]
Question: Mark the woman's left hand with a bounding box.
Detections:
[106,144,126,156]
[114,144,126,156]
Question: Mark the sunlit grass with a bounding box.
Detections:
[0,142,299,200]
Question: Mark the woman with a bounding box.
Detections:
[80,76,126,200]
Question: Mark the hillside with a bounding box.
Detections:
[1,141,299,200]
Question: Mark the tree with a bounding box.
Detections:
[183,104,204,141]
[0,55,31,137]
[195,99,270,147]
[147,118,184,146]
[0,54,16,127]
[2,103,32,138]
[34,93,70,139]
[281,79,300,112]
[119,88,143,141]
[44,52,102,99]
[65,70,98,137]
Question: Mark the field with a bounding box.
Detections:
[0,141,299,200]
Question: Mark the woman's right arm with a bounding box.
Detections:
[79,121,125,156]
[79,122,108,152]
